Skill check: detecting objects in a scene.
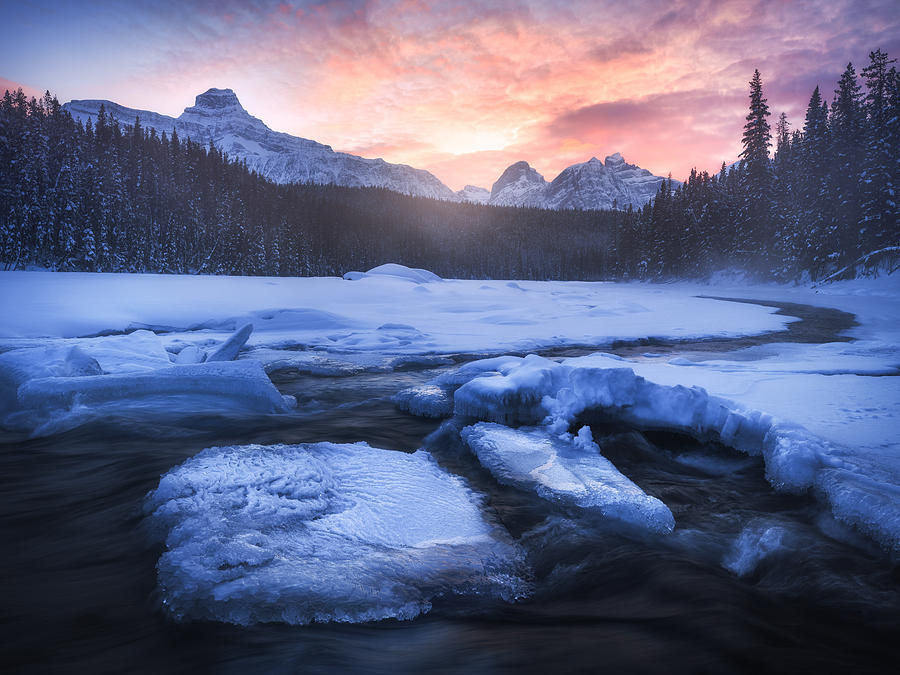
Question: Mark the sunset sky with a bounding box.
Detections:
[2,0,898,190]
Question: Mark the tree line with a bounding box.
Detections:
[636,49,899,281]
[0,48,896,281]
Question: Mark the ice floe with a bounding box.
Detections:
[0,325,294,436]
[144,442,527,625]
[405,352,900,553]
[722,522,791,576]
[461,423,674,533]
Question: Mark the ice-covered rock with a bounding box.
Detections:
[79,329,173,373]
[144,442,527,625]
[461,423,674,533]
[393,355,523,418]
[450,354,825,491]
[173,345,205,364]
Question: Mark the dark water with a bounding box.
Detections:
[2,300,899,674]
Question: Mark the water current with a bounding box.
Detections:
[1,299,897,674]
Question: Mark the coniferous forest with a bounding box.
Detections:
[1,49,897,281]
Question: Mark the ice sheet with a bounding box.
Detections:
[461,423,674,533]
[144,442,527,625]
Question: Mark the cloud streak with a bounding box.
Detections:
[1,0,897,189]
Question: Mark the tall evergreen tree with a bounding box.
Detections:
[860,49,898,248]
[737,69,773,269]
[828,62,865,263]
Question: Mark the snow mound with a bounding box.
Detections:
[403,354,900,553]
[461,423,674,533]
[343,263,443,283]
[144,442,527,625]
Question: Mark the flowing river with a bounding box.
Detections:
[1,299,897,674]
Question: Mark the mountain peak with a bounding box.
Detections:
[194,88,242,109]
[604,152,625,166]
[181,88,248,120]
[490,160,547,206]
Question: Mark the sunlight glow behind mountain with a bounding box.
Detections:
[1,0,897,189]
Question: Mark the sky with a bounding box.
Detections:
[1,0,898,191]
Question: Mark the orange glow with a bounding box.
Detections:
[5,0,896,191]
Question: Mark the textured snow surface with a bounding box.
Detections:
[144,442,526,625]
[63,90,457,201]
[0,272,789,352]
[461,423,674,533]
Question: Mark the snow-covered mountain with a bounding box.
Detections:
[62,89,670,210]
[489,153,670,210]
[63,88,458,201]
[455,185,491,204]
[489,161,549,207]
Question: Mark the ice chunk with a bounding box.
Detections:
[394,355,525,418]
[816,468,900,554]
[206,323,253,362]
[461,423,675,533]
[144,442,526,625]
[80,329,173,372]
[723,522,790,576]
[173,344,205,364]
[7,361,294,436]
[0,345,102,411]
[393,384,454,418]
[17,360,290,413]
[417,354,900,551]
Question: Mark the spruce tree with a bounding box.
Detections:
[738,69,773,270]
[860,49,898,249]
[829,62,865,263]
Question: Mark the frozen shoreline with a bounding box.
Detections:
[1,268,899,559]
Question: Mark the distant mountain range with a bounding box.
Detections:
[63,88,670,210]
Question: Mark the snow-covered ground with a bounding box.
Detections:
[1,266,899,623]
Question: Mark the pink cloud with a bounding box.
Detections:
[12,0,897,190]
